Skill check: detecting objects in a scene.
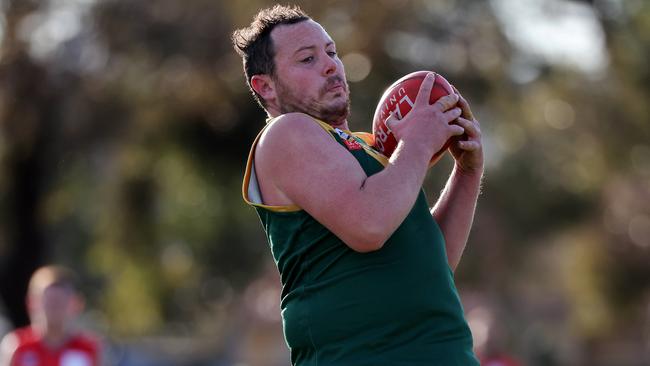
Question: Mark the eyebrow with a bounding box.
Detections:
[293,42,334,55]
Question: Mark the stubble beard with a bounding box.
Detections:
[276,77,350,125]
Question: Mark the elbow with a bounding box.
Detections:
[344,224,390,253]
[349,241,384,253]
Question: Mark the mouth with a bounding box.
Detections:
[324,76,346,94]
[326,82,347,95]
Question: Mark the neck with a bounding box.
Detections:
[328,117,349,131]
[34,322,70,347]
[267,109,349,130]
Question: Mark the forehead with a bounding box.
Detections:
[271,20,334,56]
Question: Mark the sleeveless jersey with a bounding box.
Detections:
[243,116,479,366]
[5,326,99,366]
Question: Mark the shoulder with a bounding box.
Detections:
[256,113,337,167]
[260,113,333,146]
[268,112,321,130]
[1,328,26,360]
[1,331,18,354]
[2,327,36,349]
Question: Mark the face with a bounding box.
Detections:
[268,20,350,126]
[29,284,80,329]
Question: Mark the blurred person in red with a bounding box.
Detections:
[0,265,100,366]
[478,321,522,366]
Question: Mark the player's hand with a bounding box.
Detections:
[386,73,464,158]
[449,87,483,175]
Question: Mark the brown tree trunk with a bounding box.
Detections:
[0,0,51,328]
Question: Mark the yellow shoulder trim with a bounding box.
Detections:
[242,118,301,213]
[313,118,388,167]
[352,132,389,167]
[311,118,339,141]
[353,131,374,146]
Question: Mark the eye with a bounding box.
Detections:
[327,51,338,57]
[300,56,314,63]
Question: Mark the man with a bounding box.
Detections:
[0,266,100,366]
[234,5,483,365]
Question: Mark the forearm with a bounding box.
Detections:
[342,79,464,251]
[431,163,483,270]
[341,139,432,251]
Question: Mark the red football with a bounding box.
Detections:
[372,70,456,166]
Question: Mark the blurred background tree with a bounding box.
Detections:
[0,0,648,365]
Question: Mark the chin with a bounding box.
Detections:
[323,107,349,126]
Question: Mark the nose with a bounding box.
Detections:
[322,52,338,76]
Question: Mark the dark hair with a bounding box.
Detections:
[232,5,310,108]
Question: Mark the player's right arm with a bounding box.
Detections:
[0,333,17,366]
[255,73,463,252]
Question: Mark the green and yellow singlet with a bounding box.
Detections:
[243,116,479,366]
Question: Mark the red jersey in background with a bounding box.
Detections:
[6,327,99,366]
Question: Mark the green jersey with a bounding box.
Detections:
[243,116,479,366]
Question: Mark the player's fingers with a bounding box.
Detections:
[454,117,481,138]
[457,140,480,151]
[451,85,475,120]
[442,107,463,123]
[433,93,460,112]
[414,72,436,106]
[448,123,465,137]
[457,97,475,121]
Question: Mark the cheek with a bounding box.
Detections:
[283,68,320,91]
[290,75,313,91]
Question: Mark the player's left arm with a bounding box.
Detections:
[430,89,484,271]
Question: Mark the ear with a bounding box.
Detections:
[250,74,276,105]
[25,294,34,313]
